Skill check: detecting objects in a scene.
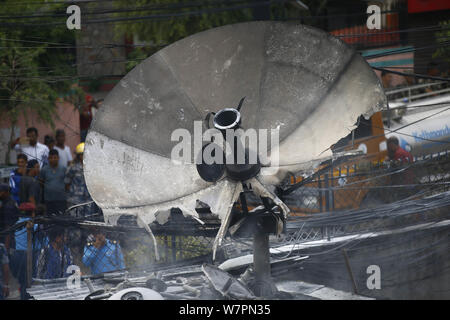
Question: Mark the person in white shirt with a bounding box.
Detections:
[53,129,73,168]
[11,127,49,168]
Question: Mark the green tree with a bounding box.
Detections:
[112,0,304,72]
[113,0,254,45]
[0,0,79,164]
[0,36,55,164]
[433,20,450,66]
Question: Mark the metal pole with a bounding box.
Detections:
[26,221,33,288]
[240,191,249,215]
[318,175,323,212]
[164,236,169,263]
[342,249,358,294]
[171,235,176,262]
[330,166,335,212]
[85,278,95,293]
[324,173,330,212]
[253,229,272,297]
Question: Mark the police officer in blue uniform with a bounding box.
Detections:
[82,229,125,275]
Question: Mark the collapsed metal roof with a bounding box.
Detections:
[27,264,374,300]
[26,190,450,300]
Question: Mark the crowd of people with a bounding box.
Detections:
[0,120,125,300]
[9,127,90,216]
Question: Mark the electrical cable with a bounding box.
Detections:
[0,0,282,19]
[0,0,284,27]
[373,67,450,82]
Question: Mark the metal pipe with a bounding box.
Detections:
[171,236,176,262]
[160,292,200,300]
[84,278,95,293]
[324,173,330,212]
[253,229,271,297]
[342,249,359,294]
[26,221,33,288]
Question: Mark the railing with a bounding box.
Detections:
[269,151,450,252]
[385,81,450,103]
[279,189,450,253]
[282,151,450,216]
[1,212,215,300]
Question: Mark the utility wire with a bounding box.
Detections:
[4,30,450,49]
[2,23,448,46]
[329,100,450,155]
[0,0,266,8]
[0,0,277,19]
[336,24,450,38]
[373,67,450,82]
[364,41,450,61]
[0,5,405,21]
[0,0,284,27]
[1,54,449,82]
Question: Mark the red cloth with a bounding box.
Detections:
[392,147,415,185]
[18,202,36,212]
[393,147,413,164]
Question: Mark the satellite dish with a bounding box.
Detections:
[84,21,386,259]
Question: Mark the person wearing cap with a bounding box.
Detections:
[82,229,125,275]
[65,143,94,218]
[65,142,96,268]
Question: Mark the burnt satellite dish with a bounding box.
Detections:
[84,22,386,259]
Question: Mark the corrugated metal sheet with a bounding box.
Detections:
[28,278,105,301]
[27,263,374,300]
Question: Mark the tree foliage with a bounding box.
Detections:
[112,0,305,72]
[114,0,253,45]
[433,20,450,65]
[0,0,79,163]
[0,36,56,124]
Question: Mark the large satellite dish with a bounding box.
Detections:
[84,21,386,259]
